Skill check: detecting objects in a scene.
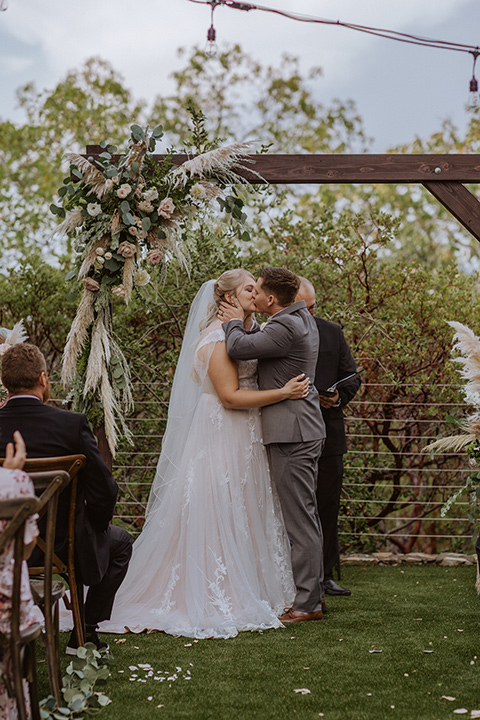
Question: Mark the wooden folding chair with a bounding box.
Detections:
[28,470,70,704]
[0,497,42,720]
[23,456,87,650]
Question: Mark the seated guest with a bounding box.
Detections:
[0,344,132,653]
[0,431,43,720]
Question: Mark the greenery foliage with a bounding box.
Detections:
[40,644,112,719]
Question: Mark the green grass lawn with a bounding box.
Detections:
[39,565,480,719]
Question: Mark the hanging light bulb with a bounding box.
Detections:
[205,1,219,58]
[467,50,480,110]
[206,24,217,58]
[0,0,9,11]
[468,77,479,109]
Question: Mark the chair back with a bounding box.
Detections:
[22,456,86,576]
[23,456,86,649]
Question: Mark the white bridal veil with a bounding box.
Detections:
[145,279,217,522]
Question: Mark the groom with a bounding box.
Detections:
[219,267,326,622]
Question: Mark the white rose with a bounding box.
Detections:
[95,247,105,256]
[104,251,113,260]
[116,183,132,199]
[157,197,175,218]
[134,269,151,287]
[138,200,154,213]
[128,226,138,237]
[104,179,114,191]
[87,202,102,217]
[95,256,105,266]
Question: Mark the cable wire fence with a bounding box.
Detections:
[53,375,474,555]
[97,373,473,555]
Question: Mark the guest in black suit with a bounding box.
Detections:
[297,278,360,596]
[0,343,132,652]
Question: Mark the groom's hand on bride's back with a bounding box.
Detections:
[218,300,244,322]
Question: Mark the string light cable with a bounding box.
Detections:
[187,0,480,105]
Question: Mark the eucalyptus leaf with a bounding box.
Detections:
[152,124,164,138]
[99,152,112,161]
[142,217,152,232]
[71,168,83,180]
[120,201,130,213]
[131,161,139,173]
[65,269,76,281]
[101,276,119,286]
[97,694,111,707]
[103,258,122,271]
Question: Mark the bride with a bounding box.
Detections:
[101,269,307,639]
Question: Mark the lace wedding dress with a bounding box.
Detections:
[101,287,295,639]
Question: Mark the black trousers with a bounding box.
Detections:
[316,453,344,580]
[84,525,132,627]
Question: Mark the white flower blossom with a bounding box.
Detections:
[87,202,102,217]
[134,269,151,287]
[143,188,158,202]
[116,183,132,199]
[158,197,175,218]
[190,184,207,200]
[104,252,113,260]
[138,200,154,213]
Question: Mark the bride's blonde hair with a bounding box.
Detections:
[200,269,255,330]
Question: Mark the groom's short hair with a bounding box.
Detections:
[259,267,300,307]
[1,343,46,394]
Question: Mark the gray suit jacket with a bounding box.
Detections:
[223,301,326,445]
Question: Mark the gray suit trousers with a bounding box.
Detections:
[267,438,325,613]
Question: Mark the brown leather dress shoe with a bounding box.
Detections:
[278,608,324,623]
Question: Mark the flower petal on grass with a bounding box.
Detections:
[294,688,311,694]
[441,696,456,701]
[453,710,468,715]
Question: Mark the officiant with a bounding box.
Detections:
[297,278,361,597]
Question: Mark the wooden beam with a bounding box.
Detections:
[423,181,480,242]
[85,147,480,184]
[84,147,480,242]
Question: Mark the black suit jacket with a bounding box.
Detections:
[0,397,118,585]
[313,317,360,457]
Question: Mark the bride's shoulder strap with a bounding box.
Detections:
[196,326,225,355]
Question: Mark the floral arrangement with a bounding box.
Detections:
[51,111,256,455]
[423,320,480,591]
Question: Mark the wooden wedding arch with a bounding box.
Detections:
[84,148,480,468]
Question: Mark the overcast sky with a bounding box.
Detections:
[1,0,479,151]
